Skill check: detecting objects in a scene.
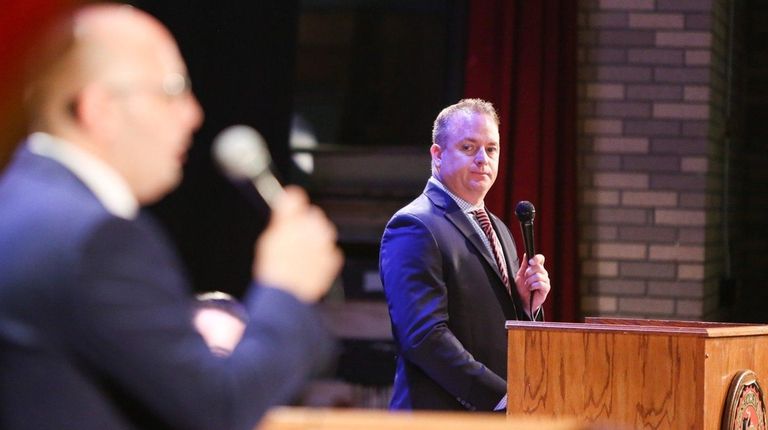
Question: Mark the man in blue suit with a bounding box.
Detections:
[0,4,342,430]
[380,99,551,411]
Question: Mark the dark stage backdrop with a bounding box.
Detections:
[134,1,301,297]
[464,0,579,322]
[143,0,580,320]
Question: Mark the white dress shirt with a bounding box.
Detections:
[27,132,139,220]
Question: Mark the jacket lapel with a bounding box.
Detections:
[424,182,504,281]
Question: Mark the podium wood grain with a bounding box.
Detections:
[506,319,768,429]
[258,407,590,430]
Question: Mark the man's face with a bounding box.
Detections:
[97,18,203,204]
[431,112,499,205]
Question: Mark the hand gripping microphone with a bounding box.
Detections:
[514,201,536,319]
[212,125,284,207]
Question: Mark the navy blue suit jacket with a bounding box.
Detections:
[0,145,334,430]
[380,181,532,411]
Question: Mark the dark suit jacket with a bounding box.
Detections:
[380,181,533,411]
[0,145,334,430]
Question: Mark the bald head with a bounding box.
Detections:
[73,5,179,81]
[26,4,177,130]
[24,3,203,203]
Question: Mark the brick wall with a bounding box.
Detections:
[577,0,731,319]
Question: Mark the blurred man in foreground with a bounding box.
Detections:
[0,4,342,430]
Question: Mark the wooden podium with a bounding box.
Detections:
[506,318,768,429]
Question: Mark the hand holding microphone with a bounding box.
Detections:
[514,201,550,320]
[254,186,343,302]
[212,125,343,303]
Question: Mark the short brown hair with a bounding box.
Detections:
[431,98,499,148]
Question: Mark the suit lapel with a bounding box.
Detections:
[424,183,504,281]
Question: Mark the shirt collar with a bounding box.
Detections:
[27,132,139,220]
[429,175,485,213]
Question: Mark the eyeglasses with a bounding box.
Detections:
[67,72,193,117]
[158,72,192,98]
[111,72,193,101]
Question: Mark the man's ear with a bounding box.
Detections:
[430,143,442,165]
[76,84,117,134]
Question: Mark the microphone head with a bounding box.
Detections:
[515,200,536,223]
[212,125,271,180]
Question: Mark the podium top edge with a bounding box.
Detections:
[505,318,768,337]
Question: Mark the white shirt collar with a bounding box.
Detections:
[27,132,139,220]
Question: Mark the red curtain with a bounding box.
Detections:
[464,0,579,322]
[0,0,81,169]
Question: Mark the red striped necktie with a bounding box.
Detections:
[473,208,511,295]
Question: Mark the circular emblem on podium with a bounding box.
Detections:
[722,370,767,430]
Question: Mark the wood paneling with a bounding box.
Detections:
[507,319,768,429]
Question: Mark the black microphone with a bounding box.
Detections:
[212,125,284,208]
[514,200,536,319]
